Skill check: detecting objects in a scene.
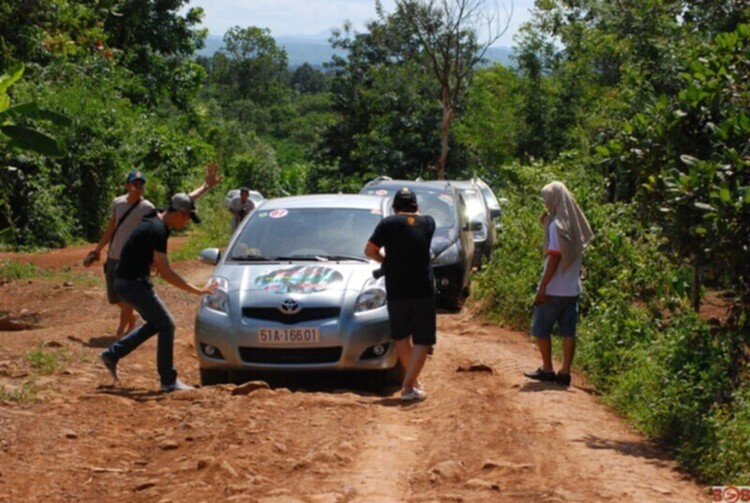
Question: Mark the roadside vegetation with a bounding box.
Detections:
[0,0,747,485]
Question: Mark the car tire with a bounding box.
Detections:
[368,362,405,391]
[200,368,229,386]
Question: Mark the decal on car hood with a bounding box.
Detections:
[255,265,344,294]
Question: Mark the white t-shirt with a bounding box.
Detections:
[107,196,156,260]
[229,196,255,231]
[541,218,582,296]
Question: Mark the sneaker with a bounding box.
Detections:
[161,379,195,392]
[523,368,556,382]
[100,352,119,381]
[556,372,571,386]
[401,387,426,402]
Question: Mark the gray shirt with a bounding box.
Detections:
[107,195,156,260]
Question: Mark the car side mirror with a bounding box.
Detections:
[464,220,482,232]
[199,248,221,265]
[489,208,502,220]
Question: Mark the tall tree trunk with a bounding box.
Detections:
[437,90,453,180]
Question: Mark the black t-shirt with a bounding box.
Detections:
[368,214,435,300]
[116,211,169,280]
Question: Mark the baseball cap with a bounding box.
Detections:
[393,187,418,211]
[126,170,146,184]
[240,187,250,194]
[169,193,201,223]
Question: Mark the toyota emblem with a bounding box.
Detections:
[279,299,301,315]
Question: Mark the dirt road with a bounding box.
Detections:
[0,245,707,502]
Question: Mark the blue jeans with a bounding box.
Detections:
[102,277,177,386]
[531,295,579,339]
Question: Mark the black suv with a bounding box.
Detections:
[360,179,476,310]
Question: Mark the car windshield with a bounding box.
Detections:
[459,188,485,220]
[383,191,457,229]
[228,207,382,261]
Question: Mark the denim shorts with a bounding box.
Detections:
[531,295,579,339]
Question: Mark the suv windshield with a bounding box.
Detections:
[229,208,382,261]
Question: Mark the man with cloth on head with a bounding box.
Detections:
[99,193,216,392]
[523,181,594,387]
[365,187,436,401]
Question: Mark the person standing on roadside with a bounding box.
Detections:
[228,187,255,233]
[365,188,436,402]
[524,181,594,387]
[84,163,223,339]
[99,193,216,392]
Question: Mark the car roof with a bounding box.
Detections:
[360,179,457,194]
[259,193,386,210]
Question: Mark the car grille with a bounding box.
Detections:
[239,347,342,364]
[242,307,341,325]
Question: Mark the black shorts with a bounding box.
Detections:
[104,259,121,304]
[387,297,436,346]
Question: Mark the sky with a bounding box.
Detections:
[182,0,535,48]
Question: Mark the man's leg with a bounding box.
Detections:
[560,336,575,375]
[402,344,430,393]
[115,302,137,339]
[536,337,554,372]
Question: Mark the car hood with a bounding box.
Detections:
[215,261,379,305]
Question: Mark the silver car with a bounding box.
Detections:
[195,194,401,386]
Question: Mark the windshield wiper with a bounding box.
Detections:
[230,255,274,261]
[317,255,368,262]
[272,255,327,261]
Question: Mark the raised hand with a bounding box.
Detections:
[204,162,224,189]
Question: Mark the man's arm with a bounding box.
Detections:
[536,252,560,305]
[188,162,224,200]
[153,252,214,295]
[84,214,116,266]
[365,242,383,263]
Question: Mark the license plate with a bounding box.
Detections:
[258,327,320,344]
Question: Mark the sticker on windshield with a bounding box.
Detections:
[438,194,454,204]
[269,209,288,219]
[256,265,343,294]
[375,189,389,196]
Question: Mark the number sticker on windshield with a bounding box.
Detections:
[269,209,288,219]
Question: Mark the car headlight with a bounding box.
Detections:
[355,278,387,312]
[433,242,460,265]
[203,276,230,314]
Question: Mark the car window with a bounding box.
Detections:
[229,208,382,260]
[479,185,501,211]
[416,193,456,229]
[459,188,485,220]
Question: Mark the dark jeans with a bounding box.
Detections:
[102,277,177,386]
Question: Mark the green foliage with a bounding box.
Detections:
[0,259,43,281]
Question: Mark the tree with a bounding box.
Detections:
[215,26,289,105]
[322,14,444,180]
[393,0,511,179]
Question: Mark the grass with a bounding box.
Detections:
[0,381,38,403]
[0,259,101,287]
[25,346,68,374]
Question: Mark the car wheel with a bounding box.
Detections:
[200,368,229,386]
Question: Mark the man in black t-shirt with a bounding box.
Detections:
[100,193,215,392]
[365,187,436,401]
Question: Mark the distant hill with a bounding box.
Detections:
[198,34,513,69]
